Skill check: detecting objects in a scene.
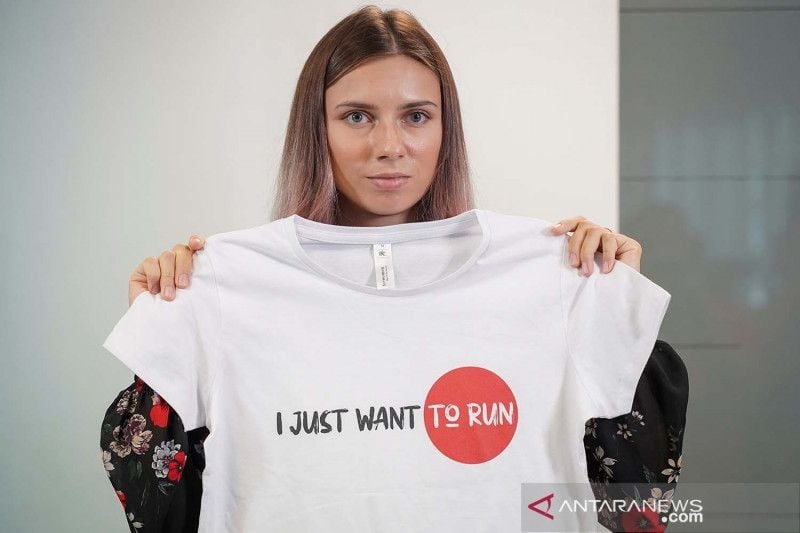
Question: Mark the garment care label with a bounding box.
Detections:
[372,243,396,289]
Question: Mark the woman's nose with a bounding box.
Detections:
[372,122,406,157]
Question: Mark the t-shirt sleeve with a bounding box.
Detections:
[102,247,221,431]
[559,236,671,419]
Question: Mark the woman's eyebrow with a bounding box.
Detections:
[335,100,438,110]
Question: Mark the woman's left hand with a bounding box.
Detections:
[550,215,643,275]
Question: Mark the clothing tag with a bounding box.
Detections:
[372,243,396,289]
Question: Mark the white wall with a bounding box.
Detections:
[0,1,618,530]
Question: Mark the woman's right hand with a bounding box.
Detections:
[128,235,206,306]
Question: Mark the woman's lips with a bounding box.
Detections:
[367,176,410,190]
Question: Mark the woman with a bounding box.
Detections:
[101,5,687,532]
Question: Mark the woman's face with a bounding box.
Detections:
[324,54,443,226]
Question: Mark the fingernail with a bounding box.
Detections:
[164,286,175,299]
[177,274,188,287]
[570,252,578,266]
[582,262,589,276]
[604,260,612,273]
[551,223,561,232]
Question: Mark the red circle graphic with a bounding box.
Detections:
[423,366,518,464]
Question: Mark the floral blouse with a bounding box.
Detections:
[100,339,688,533]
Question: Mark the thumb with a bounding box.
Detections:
[615,237,642,273]
[128,282,149,307]
[188,234,206,251]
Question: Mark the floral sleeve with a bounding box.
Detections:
[583,339,689,532]
[100,375,209,532]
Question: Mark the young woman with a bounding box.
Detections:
[101,6,687,532]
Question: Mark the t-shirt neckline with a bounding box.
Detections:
[283,208,491,297]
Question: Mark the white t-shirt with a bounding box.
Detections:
[102,208,671,532]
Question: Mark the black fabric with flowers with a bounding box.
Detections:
[100,376,208,532]
[583,339,689,532]
[100,340,687,533]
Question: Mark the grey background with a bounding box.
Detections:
[620,0,800,486]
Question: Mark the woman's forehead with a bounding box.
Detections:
[326,56,440,106]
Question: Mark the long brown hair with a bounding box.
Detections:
[270,4,475,224]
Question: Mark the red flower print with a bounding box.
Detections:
[149,392,171,428]
[116,490,127,509]
[152,439,184,482]
[620,507,665,532]
[167,450,186,482]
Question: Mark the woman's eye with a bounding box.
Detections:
[345,111,368,124]
[344,110,429,125]
[408,111,428,124]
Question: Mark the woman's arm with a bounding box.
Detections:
[100,376,209,532]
